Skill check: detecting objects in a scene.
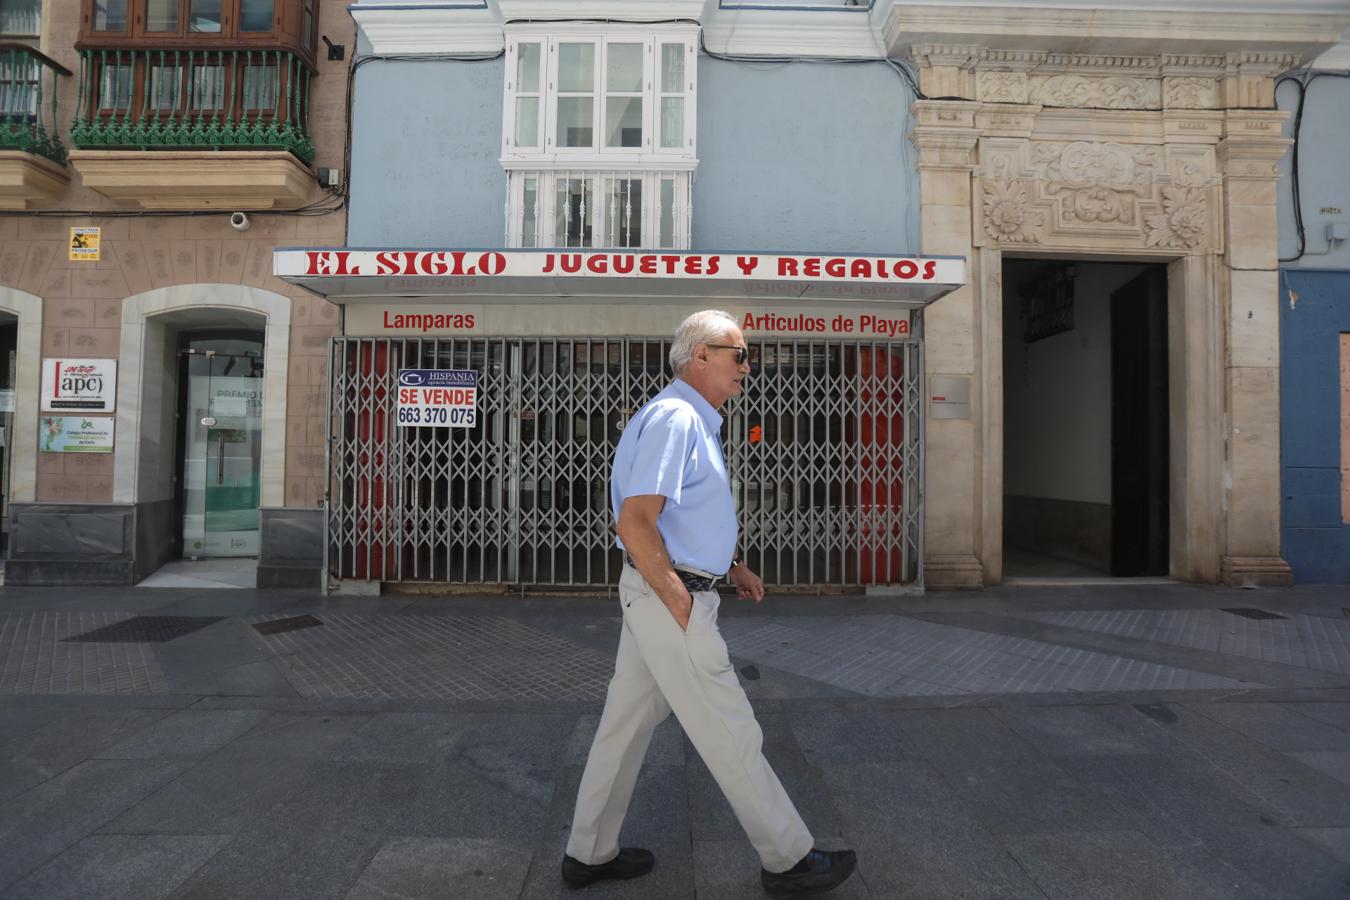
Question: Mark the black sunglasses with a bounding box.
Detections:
[706,344,750,365]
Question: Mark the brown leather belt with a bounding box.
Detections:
[623,553,725,592]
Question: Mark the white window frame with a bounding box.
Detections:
[502,23,698,167]
[507,169,692,250]
[502,22,699,249]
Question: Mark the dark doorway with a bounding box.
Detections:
[1109,267,1170,576]
[1002,258,1170,579]
[0,315,15,555]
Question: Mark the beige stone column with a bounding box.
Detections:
[912,99,984,588]
[1216,108,1293,585]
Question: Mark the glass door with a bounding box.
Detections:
[182,348,264,558]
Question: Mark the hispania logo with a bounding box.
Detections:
[399,372,426,386]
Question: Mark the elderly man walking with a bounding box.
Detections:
[562,310,857,897]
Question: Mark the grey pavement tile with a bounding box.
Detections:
[693,839,869,900]
[344,836,532,900]
[1002,829,1247,900]
[98,755,316,835]
[0,759,192,890]
[1190,824,1350,900]
[169,761,425,900]
[330,711,468,764]
[991,704,1150,756]
[1,834,230,900]
[0,759,65,805]
[159,660,301,697]
[564,713,686,768]
[1288,751,1350,787]
[1185,701,1350,751]
[884,708,1140,835]
[94,709,274,759]
[1291,702,1350,733]
[452,713,580,771]
[1,708,174,776]
[391,762,559,841]
[791,709,917,763]
[1051,751,1285,847]
[517,764,695,900]
[0,708,74,749]
[817,761,1044,899]
[209,710,373,760]
[1098,703,1350,827]
[1296,827,1350,865]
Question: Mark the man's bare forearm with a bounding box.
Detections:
[618,501,693,630]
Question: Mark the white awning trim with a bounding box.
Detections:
[274,248,967,310]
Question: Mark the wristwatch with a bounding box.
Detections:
[729,556,743,570]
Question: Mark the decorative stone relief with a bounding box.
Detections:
[1029,74,1161,109]
[1031,141,1159,190]
[1145,186,1209,249]
[977,71,1028,104]
[974,139,1216,251]
[1164,76,1217,109]
[982,179,1045,244]
[1066,188,1134,224]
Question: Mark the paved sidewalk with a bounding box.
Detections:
[1,582,1349,898]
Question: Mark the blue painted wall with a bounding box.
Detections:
[347,57,507,248]
[694,57,918,254]
[1279,270,1350,582]
[346,54,919,254]
[1277,75,1350,582]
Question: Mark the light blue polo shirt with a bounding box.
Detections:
[611,378,737,574]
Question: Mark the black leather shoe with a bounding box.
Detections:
[561,848,655,889]
[761,848,857,897]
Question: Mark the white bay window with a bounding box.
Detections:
[503,23,697,249]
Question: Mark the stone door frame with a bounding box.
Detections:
[909,47,1296,586]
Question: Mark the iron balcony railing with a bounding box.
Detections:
[0,43,71,165]
[71,47,314,164]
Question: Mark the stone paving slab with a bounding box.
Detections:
[250,614,615,701]
[2,585,1350,897]
[345,836,533,900]
[0,758,192,889]
[1009,608,1350,674]
[1,834,232,900]
[0,613,166,696]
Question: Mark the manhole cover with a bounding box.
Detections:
[1220,608,1287,621]
[63,615,226,643]
[253,615,324,636]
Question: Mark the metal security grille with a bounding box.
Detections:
[326,336,923,589]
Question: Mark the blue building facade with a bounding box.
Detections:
[1278,69,1350,583]
[276,0,1350,591]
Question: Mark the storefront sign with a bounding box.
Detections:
[41,358,117,412]
[69,226,100,261]
[275,249,967,308]
[40,416,114,453]
[348,304,912,339]
[396,369,478,427]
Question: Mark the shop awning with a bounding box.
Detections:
[274,248,966,309]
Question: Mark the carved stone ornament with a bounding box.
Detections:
[977,71,1028,104]
[1030,74,1161,110]
[1030,141,1159,191]
[1145,186,1209,249]
[1164,76,1216,109]
[982,179,1045,244]
[1069,187,1134,224]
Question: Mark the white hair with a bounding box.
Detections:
[669,310,738,374]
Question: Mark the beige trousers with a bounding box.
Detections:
[566,564,814,873]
